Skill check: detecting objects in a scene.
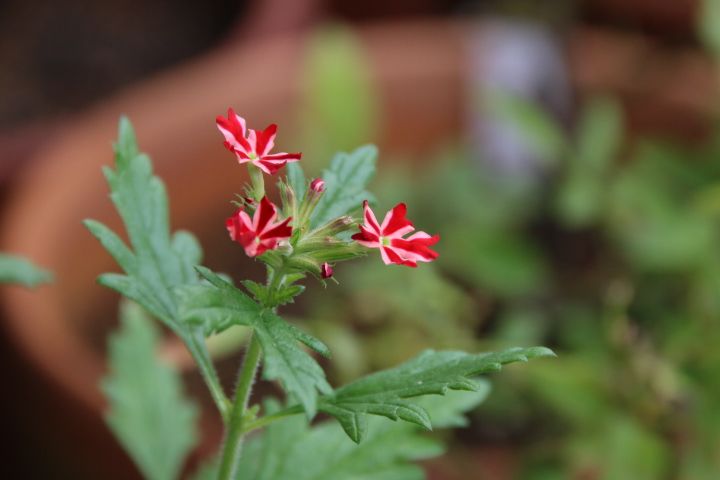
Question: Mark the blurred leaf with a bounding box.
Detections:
[487,93,567,166]
[574,415,670,480]
[178,267,331,417]
[311,145,377,227]
[103,302,197,480]
[608,152,716,271]
[300,25,379,164]
[699,0,720,57]
[442,227,548,297]
[319,347,554,442]
[557,97,623,227]
[286,162,307,201]
[237,389,486,480]
[0,254,52,287]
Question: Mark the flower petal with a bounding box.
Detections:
[390,233,439,263]
[253,196,278,234]
[255,124,277,157]
[259,216,292,241]
[362,200,382,235]
[216,108,250,152]
[351,225,380,247]
[380,203,414,238]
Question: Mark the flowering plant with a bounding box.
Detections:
[85,114,553,480]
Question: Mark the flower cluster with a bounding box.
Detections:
[216,110,439,275]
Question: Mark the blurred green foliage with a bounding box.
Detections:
[291,21,720,479]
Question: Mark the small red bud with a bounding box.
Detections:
[320,262,334,279]
[310,178,326,193]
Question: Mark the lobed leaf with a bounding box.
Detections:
[236,389,486,480]
[177,266,332,416]
[0,253,52,287]
[85,118,223,420]
[103,302,198,480]
[319,346,555,442]
[84,117,203,331]
[311,145,377,227]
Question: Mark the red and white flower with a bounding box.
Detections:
[226,196,292,257]
[216,108,301,175]
[351,201,439,267]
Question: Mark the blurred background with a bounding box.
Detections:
[2,0,720,478]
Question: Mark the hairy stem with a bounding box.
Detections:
[241,405,304,434]
[217,333,262,480]
[248,164,265,201]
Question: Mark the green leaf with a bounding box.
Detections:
[319,346,555,442]
[237,389,486,480]
[103,301,198,480]
[0,253,52,287]
[177,267,332,416]
[85,118,225,420]
[84,117,203,329]
[299,25,379,164]
[254,312,333,417]
[699,0,720,57]
[177,266,262,336]
[311,145,377,228]
[556,96,623,227]
[487,93,567,166]
[286,162,307,201]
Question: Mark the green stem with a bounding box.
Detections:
[185,330,231,422]
[241,405,304,434]
[248,164,265,201]
[218,333,263,480]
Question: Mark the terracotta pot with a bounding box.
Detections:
[1,19,717,478]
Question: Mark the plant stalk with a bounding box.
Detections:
[184,330,231,422]
[217,333,262,479]
[248,164,265,201]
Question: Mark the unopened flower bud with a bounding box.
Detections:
[310,178,326,193]
[309,215,354,238]
[320,262,333,279]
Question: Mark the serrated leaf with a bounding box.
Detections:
[311,145,377,227]
[177,267,332,416]
[254,312,332,417]
[286,162,307,201]
[241,279,268,303]
[273,284,305,306]
[236,389,486,480]
[85,118,222,419]
[0,253,52,287]
[177,267,262,336]
[103,302,198,480]
[319,346,554,442]
[84,117,203,330]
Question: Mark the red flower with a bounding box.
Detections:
[351,201,439,267]
[226,196,292,257]
[216,108,301,175]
